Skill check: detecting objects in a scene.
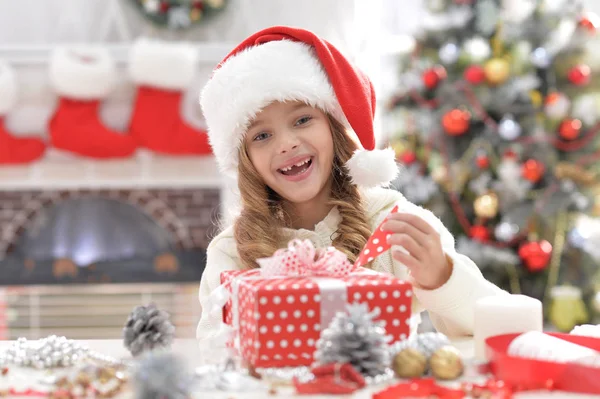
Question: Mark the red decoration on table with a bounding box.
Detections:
[559,118,582,140]
[400,150,417,164]
[521,159,545,183]
[518,240,552,272]
[470,225,490,242]
[354,205,398,268]
[475,153,490,169]
[578,12,599,34]
[422,65,447,89]
[464,65,486,85]
[373,378,466,399]
[293,363,366,395]
[442,109,471,136]
[486,332,600,395]
[567,64,591,86]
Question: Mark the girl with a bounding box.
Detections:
[197,26,506,341]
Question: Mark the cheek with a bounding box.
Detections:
[248,148,272,179]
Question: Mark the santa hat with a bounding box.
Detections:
[200,26,398,188]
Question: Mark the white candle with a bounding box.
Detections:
[474,295,543,361]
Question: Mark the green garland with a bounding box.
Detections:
[129,0,227,31]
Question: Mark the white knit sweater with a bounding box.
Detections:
[196,187,507,340]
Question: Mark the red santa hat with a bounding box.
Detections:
[200,26,398,187]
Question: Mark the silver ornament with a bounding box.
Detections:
[568,228,587,248]
[495,222,519,242]
[530,47,551,69]
[439,42,460,65]
[498,115,522,140]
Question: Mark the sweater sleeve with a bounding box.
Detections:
[394,200,509,336]
[196,231,240,341]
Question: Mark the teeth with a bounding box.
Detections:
[280,158,310,172]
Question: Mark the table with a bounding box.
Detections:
[0,339,596,398]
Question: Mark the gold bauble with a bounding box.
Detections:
[190,8,202,21]
[392,347,428,379]
[484,58,510,85]
[554,162,596,186]
[529,90,543,108]
[430,346,464,380]
[473,192,499,219]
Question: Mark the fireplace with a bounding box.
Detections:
[0,152,226,339]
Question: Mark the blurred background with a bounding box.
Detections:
[0,0,598,339]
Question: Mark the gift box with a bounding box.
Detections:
[220,263,413,368]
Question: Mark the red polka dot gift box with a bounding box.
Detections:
[219,230,413,368]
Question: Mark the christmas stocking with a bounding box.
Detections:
[48,47,137,159]
[0,62,46,164]
[128,38,211,155]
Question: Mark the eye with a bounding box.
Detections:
[253,132,271,142]
[295,115,313,126]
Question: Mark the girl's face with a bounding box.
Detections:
[244,101,334,205]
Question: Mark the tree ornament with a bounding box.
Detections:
[400,151,417,165]
[144,0,160,13]
[549,286,589,332]
[484,58,510,85]
[132,351,194,399]
[463,37,491,63]
[521,159,545,183]
[568,64,591,86]
[470,225,490,242]
[578,12,599,34]
[554,162,596,185]
[429,346,464,380]
[422,66,447,89]
[442,109,470,136]
[314,303,391,377]
[475,153,490,169]
[159,0,170,13]
[392,348,427,378]
[464,65,486,84]
[123,303,175,357]
[494,222,519,243]
[425,0,447,12]
[497,115,522,140]
[544,92,571,120]
[572,94,600,126]
[518,240,552,272]
[473,192,499,219]
[439,42,460,65]
[530,47,552,69]
[558,118,582,140]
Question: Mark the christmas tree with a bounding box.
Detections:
[385,0,600,331]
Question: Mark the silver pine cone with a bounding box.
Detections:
[123,303,175,357]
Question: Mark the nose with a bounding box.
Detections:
[276,130,300,154]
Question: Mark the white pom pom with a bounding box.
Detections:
[345,148,399,188]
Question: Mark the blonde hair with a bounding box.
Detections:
[233,115,372,269]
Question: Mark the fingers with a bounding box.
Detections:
[391,249,419,270]
[382,220,429,247]
[387,212,437,236]
[388,232,424,261]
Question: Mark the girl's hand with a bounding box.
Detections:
[381,212,452,290]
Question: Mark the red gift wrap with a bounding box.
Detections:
[220,269,413,368]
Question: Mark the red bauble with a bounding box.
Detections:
[159,1,170,12]
[475,154,490,169]
[422,66,447,90]
[518,240,552,272]
[578,12,599,34]
[192,0,204,9]
[503,149,518,160]
[558,118,582,140]
[567,64,591,86]
[442,109,471,136]
[400,151,417,164]
[521,159,545,183]
[470,225,490,242]
[464,65,486,85]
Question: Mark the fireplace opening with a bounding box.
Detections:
[0,194,211,285]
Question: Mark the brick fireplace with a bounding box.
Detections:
[0,151,225,286]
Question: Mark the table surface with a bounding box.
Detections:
[0,339,596,399]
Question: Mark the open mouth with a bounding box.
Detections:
[278,157,313,176]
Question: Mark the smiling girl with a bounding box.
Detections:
[197,26,506,341]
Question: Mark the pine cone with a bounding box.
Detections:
[123,303,175,357]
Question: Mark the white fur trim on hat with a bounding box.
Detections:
[129,38,198,90]
[346,148,399,187]
[49,47,116,100]
[0,61,17,114]
[200,40,349,178]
